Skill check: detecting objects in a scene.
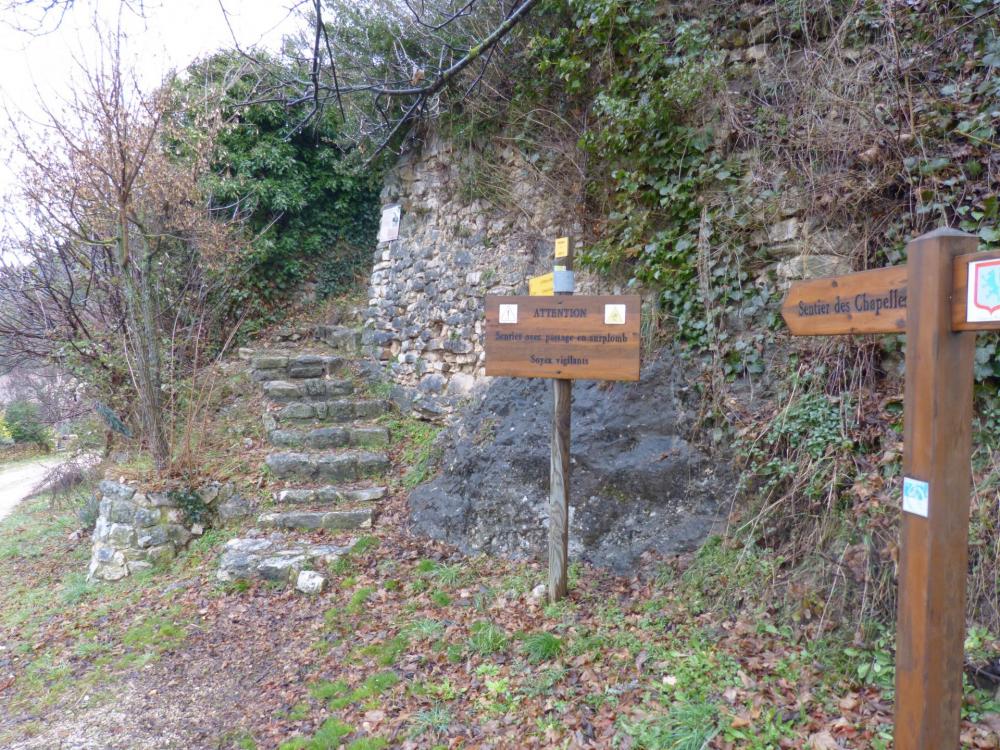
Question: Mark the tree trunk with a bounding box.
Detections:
[138,249,168,469]
[118,219,169,472]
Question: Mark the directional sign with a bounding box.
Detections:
[783,250,1000,337]
[781,229,1000,750]
[528,272,554,297]
[781,265,908,335]
[485,295,640,381]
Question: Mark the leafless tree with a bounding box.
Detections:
[1,0,146,33]
[6,0,543,158]
[0,28,237,470]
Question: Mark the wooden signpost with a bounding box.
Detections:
[485,237,641,602]
[782,228,1000,750]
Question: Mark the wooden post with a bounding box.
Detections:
[549,377,571,602]
[894,228,977,750]
[549,236,574,603]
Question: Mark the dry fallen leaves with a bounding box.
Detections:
[808,730,843,750]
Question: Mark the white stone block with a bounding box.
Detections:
[296,570,327,595]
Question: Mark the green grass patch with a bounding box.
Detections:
[522,631,563,663]
[680,535,777,613]
[329,671,401,710]
[279,717,354,750]
[381,416,442,489]
[351,535,380,555]
[330,556,355,577]
[406,617,445,641]
[430,590,452,607]
[618,702,720,750]
[469,620,508,656]
[347,586,375,615]
[346,738,388,750]
[118,610,188,669]
[309,678,350,702]
[432,563,465,586]
[286,702,311,721]
[411,706,452,738]
[359,633,411,667]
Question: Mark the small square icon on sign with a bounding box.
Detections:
[605,304,626,325]
[902,477,929,518]
[499,304,518,324]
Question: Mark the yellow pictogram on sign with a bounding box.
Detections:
[529,272,554,296]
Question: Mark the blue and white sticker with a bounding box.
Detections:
[902,477,929,518]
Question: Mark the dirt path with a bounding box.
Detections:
[0,457,62,522]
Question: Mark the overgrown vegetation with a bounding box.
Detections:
[178,52,382,327]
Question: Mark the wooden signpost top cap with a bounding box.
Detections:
[911,226,977,242]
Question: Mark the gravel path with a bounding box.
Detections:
[0,457,62,522]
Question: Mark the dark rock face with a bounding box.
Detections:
[408,350,730,573]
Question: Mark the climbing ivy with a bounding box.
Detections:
[529,2,739,348]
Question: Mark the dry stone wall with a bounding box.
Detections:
[363,136,610,415]
[88,479,250,581]
[362,138,849,416]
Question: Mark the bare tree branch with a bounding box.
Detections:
[218,0,542,158]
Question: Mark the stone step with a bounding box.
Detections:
[258,508,373,531]
[251,353,347,382]
[268,424,389,450]
[314,325,362,353]
[262,378,355,403]
[217,535,355,583]
[272,399,387,424]
[275,485,386,505]
[265,450,389,482]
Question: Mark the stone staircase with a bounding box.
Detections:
[251,326,390,532]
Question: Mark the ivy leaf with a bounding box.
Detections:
[980,226,1000,244]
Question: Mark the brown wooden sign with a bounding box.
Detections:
[485,295,641,381]
[781,265,908,335]
[781,229,1000,750]
[782,249,1000,337]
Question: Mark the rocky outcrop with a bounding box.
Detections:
[88,480,250,581]
[408,349,729,573]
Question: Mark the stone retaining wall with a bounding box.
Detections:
[363,136,608,414]
[87,480,250,581]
